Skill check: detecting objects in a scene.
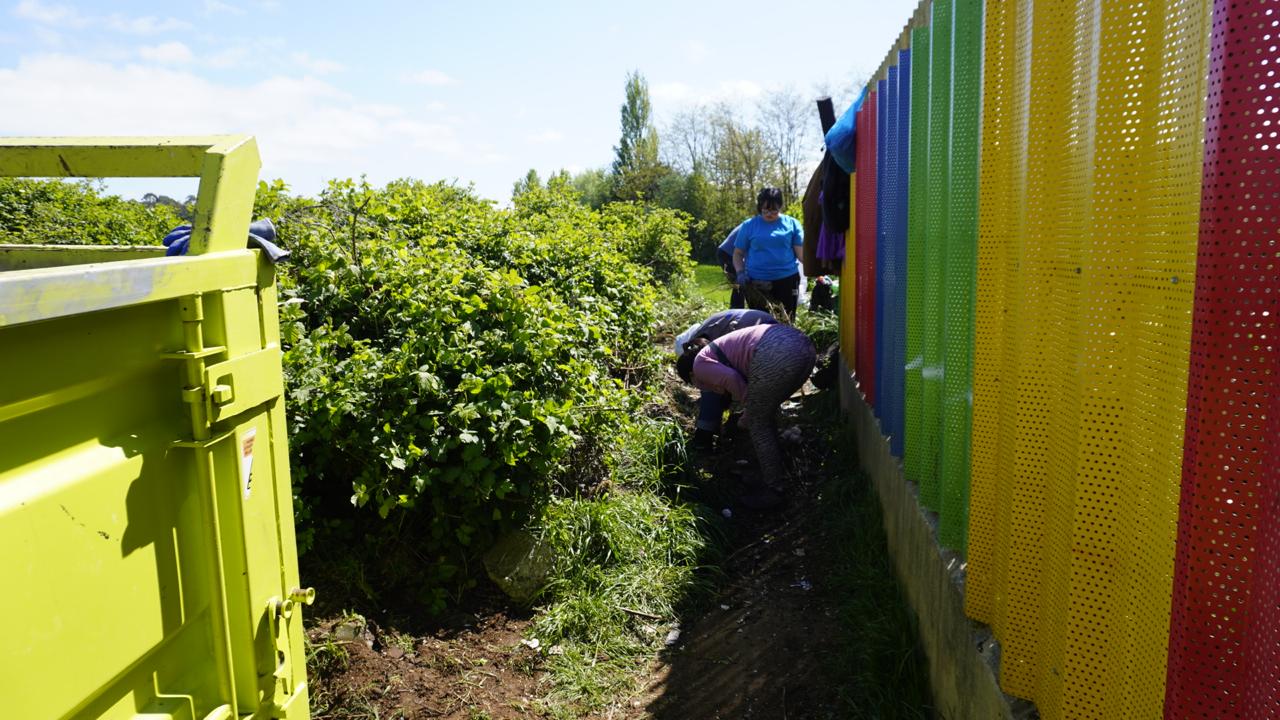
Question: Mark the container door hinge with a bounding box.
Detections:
[262,588,315,718]
[163,345,283,426]
[203,345,284,424]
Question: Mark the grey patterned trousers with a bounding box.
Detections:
[744,325,816,486]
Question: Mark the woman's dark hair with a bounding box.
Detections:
[676,343,700,383]
[756,187,784,212]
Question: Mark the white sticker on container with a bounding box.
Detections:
[240,427,257,500]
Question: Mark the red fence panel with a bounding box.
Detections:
[1165,0,1280,716]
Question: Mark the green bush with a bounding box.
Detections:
[0,178,182,245]
[265,178,689,609]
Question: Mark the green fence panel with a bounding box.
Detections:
[904,27,932,486]
[920,0,952,511]
[937,0,983,549]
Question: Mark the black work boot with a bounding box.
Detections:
[689,428,716,451]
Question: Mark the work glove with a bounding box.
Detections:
[735,269,750,285]
[162,219,289,263]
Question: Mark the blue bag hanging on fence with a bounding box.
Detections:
[824,86,868,174]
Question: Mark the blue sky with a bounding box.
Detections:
[1,0,918,203]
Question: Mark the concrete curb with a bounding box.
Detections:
[838,359,1031,720]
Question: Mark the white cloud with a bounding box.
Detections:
[0,53,473,195]
[652,79,763,109]
[403,69,456,86]
[291,52,344,75]
[15,3,189,35]
[13,0,87,27]
[206,45,250,69]
[389,119,464,155]
[138,42,193,64]
[527,130,563,144]
[363,103,404,119]
[718,80,764,101]
[203,0,245,15]
[651,81,694,104]
[106,14,191,35]
[32,26,63,47]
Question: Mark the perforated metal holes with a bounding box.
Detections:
[1166,0,1280,716]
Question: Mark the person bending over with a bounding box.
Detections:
[676,323,815,509]
[676,308,778,449]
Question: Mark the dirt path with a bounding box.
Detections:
[630,389,854,719]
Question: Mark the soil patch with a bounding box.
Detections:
[306,598,546,719]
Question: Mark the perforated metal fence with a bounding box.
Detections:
[835,0,1277,716]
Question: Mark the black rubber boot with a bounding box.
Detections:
[689,428,716,451]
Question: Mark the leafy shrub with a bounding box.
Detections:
[266,178,688,609]
[596,201,695,288]
[0,178,182,245]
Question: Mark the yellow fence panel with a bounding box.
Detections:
[966,0,1211,715]
[841,172,858,364]
[1061,1,1208,716]
[967,0,1022,628]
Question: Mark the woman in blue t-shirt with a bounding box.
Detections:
[731,187,804,318]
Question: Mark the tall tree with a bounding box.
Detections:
[663,105,714,174]
[511,168,542,200]
[708,104,773,211]
[569,167,612,209]
[612,71,664,200]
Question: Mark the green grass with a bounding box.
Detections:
[526,414,721,716]
[807,393,934,718]
[692,263,732,307]
[793,305,839,348]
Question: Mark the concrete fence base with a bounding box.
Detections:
[837,360,1033,720]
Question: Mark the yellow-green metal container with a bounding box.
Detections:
[0,137,311,720]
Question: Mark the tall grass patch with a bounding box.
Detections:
[528,415,720,715]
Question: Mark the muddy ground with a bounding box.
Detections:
[302,382,930,719]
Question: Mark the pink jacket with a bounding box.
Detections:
[690,324,774,403]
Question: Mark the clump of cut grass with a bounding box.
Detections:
[793,304,840,349]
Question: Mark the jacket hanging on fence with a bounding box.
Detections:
[801,162,824,277]
[801,154,850,276]
[821,155,851,236]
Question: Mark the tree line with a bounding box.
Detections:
[515,70,848,261]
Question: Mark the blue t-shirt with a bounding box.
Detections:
[733,214,802,281]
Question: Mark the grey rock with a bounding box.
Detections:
[483,529,554,605]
